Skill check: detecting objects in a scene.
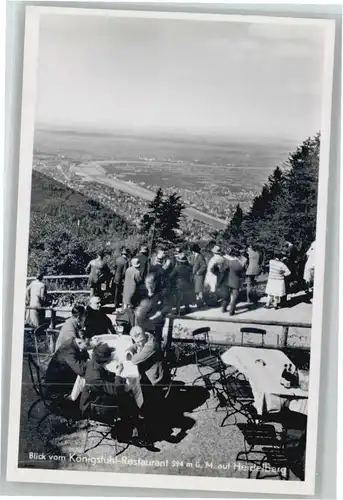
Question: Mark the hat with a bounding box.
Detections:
[176,252,188,263]
[92,343,116,364]
[140,245,149,253]
[131,257,140,268]
[190,243,200,253]
[212,245,221,254]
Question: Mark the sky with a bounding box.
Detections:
[35,13,327,142]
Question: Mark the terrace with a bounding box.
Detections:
[21,278,310,480]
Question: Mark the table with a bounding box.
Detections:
[71,334,144,408]
[221,346,308,415]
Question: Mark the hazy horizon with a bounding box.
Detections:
[36,14,326,144]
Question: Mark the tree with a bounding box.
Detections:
[240,133,320,258]
[140,188,185,247]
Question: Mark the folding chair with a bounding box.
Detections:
[235,421,290,480]
[163,343,182,399]
[33,324,58,367]
[240,327,266,346]
[214,371,256,427]
[190,328,228,394]
[27,354,77,432]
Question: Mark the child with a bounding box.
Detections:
[265,251,291,309]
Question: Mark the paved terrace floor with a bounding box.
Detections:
[19,357,303,481]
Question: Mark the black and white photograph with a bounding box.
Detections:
[6,6,335,495]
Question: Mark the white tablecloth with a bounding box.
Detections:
[71,334,143,408]
[221,346,308,415]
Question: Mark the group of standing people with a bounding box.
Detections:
[25,239,316,331]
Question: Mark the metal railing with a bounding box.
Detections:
[165,315,311,351]
[25,305,311,353]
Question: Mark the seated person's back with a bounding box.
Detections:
[55,304,86,351]
[80,342,133,417]
[45,337,89,401]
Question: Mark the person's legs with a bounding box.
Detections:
[265,295,273,308]
[246,275,253,303]
[229,288,240,315]
[221,286,231,312]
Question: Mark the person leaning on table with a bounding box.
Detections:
[126,326,166,388]
[126,326,168,424]
[44,336,90,416]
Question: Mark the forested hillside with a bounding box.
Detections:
[28,171,142,275]
[216,134,320,258]
[28,133,320,277]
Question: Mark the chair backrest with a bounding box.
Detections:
[240,327,266,346]
[192,327,210,343]
[34,324,58,362]
[90,402,120,424]
[27,354,44,398]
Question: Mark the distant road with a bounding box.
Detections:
[91,174,227,230]
[75,161,228,228]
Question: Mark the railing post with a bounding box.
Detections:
[49,308,56,329]
[280,326,289,348]
[166,316,174,350]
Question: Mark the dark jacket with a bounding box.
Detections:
[84,307,115,338]
[129,335,165,386]
[169,262,192,292]
[135,292,171,332]
[45,338,89,399]
[150,263,169,293]
[122,266,141,306]
[220,258,245,290]
[136,253,150,282]
[79,359,127,416]
[113,255,129,284]
[55,316,82,351]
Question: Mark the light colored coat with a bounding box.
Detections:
[204,254,225,293]
[122,266,141,306]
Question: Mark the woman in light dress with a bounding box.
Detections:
[204,246,225,304]
[265,251,291,309]
[303,241,315,302]
[25,270,48,327]
[303,241,315,285]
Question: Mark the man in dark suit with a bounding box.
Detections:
[135,273,171,343]
[112,248,129,308]
[45,336,90,402]
[218,248,246,315]
[136,245,150,283]
[84,296,116,338]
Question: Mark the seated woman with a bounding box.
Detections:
[126,326,166,389]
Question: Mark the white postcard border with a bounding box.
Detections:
[6,6,336,495]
